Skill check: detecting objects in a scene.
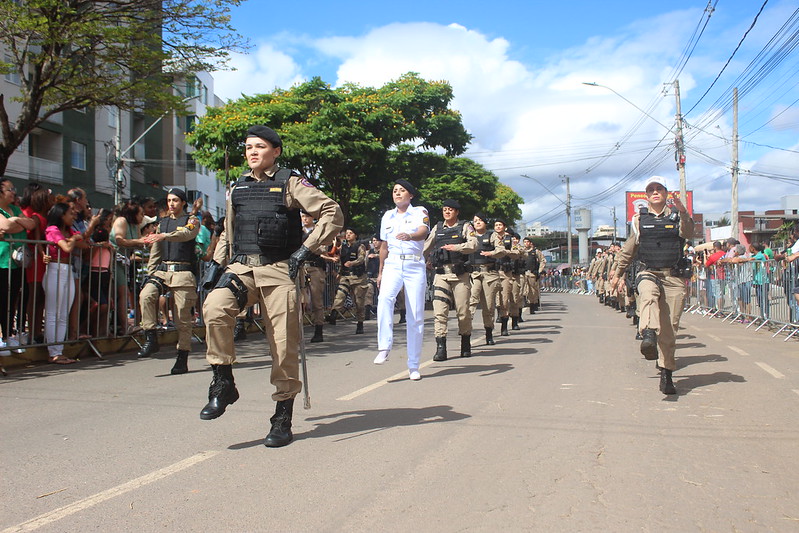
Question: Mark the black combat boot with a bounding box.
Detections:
[355,321,364,334]
[364,305,373,321]
[517,312,524,323]
[529,304,535,315]
[397,311,406,324]
[534,302,540,311]
[659,368,676,395]
[500,317,509,336]
[460,335,471,357]
[632,314,639,326]
[485,327,496,345]
[625,305,634,319]
[325,309,338,325]
[511,316,520,330]
[264,398,295,447]
[309,325,324,343]
[137,329,160,358]
[599,294,605,304]
[200,364,239,420]
[433,336,447,361]
[170,350,189,375]
[639,328,658,360]
[233,319,247,341]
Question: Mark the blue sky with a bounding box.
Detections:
[212,0,799,236]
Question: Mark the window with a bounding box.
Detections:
[185,77,198,98]
[71,141,87,170]
[185,115,196,134]
[3,55,20,85]
[186,153,196,172]
[107,108,118,128]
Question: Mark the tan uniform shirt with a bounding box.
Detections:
[614,208,694,278]
[423,220,479,258]
[146,213,201,276]
[214,164,344,286]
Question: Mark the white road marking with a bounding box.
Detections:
[338,360,434,401]
[728,345,750,357]
[708,334,722,342]
[792,389,799,397]
[755,362,785,379]
[2,451,220,533]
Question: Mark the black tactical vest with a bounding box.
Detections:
[470,231,496,266]
[525,249,540,273]
[433,221,467,267]
[230,168,303,262]
[637,211,684,269]
[340,241,365,276]
[160,214,196,263]
[497,234,514,271]
[302,230,326,268]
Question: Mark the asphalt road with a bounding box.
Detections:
[1,293,798,532]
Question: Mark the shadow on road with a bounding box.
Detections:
[676,353,728,369]
[660,370,746,400]
[395,363,514,381]
[676,342,707,349]
[228,405,471,448]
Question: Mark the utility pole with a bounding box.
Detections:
[673,79,687,202]
[561,175,572,269]
[731,87,739,239]
[611,206,617,242]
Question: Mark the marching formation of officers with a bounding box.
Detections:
[134,123,688,449]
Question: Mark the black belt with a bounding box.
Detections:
[231,253,289,266]
[157,263,193,272]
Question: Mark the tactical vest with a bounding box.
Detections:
[230,169,303,262]
[340,241,365,276]
[159,214,196,263]
[637,211,684,269]
[302,230,326,268]
[525,249,540,273]
[433,221,467,267]
[497,234,514,271]
[470,231,496,266]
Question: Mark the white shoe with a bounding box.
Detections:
[0,340,8,357]
[409,369,421,381]
[374,349,390,364]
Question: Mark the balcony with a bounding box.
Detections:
[29,156,62,184]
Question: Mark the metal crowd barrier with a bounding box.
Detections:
[685,259,799,340]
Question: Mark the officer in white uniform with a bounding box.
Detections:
[373,179,430,381]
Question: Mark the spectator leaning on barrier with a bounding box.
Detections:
[721,243,752,320]
[0,178,36,353]
[20,183,53,345]
[705,241,726,312]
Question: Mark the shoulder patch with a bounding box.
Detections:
[423,216,430,226]
[300,178,315,188]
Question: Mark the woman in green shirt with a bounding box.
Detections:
[0,178,37,351]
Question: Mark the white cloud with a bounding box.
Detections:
[211,11,799,236]
[211,44,305,103]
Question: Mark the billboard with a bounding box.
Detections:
[626,190,693,223]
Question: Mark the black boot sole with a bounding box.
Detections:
[200,390,240,420]
[640,341,658,361]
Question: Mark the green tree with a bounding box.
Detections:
[187,73,473,223]
[0,0,245,175]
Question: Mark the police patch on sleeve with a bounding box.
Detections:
[300,178,315,188]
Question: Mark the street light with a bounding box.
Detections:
[581,82,671,131]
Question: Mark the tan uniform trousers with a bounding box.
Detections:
[470,268,500,330]
[140,269,197,351]
[637,271,685,372]
[332,273,368,321]
[596,276,605,296]
[203,266,301,401]
[497,270,516,318]
[304,265,326,326]
[432,269,472,337]
[524,272,540,305]
[511,274,523,316]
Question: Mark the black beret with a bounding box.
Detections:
[246,125,282,148]
[394,179,419,199]
[442,198,461,210]
[345,227,359,237]
[494,218,507,226]
[473,211,490,224]
[167,188,187,204]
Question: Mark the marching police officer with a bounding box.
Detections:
[611,176,693,395]
[301,211,328,343]
[468,212,506,345]
[137,188,199,374]
[329,228,368,334]
[522,237,546,314]
[423,199,478,360]
[200,125,343,447]
[494,219,521,336]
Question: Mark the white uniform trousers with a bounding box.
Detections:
[377,257,426,371]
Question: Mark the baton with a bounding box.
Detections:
[295,275,311,409]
